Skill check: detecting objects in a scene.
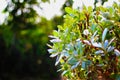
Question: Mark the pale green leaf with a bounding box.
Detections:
[62,70,69,76]
[102,28,108,42]
[50,53,59,57]
[104,40,109,49]
[55,53,63,66]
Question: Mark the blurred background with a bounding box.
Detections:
[0,0,74,80]
[0,0,118,80]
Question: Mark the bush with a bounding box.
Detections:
[48,2,120,80]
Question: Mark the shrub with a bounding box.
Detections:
[48,2,120,80]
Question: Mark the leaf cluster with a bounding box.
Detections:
[48,2,120,80]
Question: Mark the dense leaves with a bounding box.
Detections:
[48,1,120,80]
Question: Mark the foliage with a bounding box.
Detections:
[48,1,120,80]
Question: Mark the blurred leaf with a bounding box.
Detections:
[83,40,91,45]
[48,35,58,39]
[108,37,115,46]
[116,74,120,80]
[50,53,59,57]
[81,61,86,70]
[88,6,93,13]
[47,44,53,48]
[107,46,114,52]
[57,25,64,30]
[62,70,69,76]
[62,50,69,58]
[50,38,62,43]
[91,24,97,32]
[55,53,64,66]
[48,49,57,53]
[91,31,98,42]
[103,40,108,49]
[53,30,59,37]
[95,50,104,54]
[102,12,110,19]
[109,7,114,15]
[92,42,102,48]
[114,49,120,56]
[65,7,73,14]
[76,41,84,55]
[102,28,108,42]
[67,57,78,65]
[71,61,80,70]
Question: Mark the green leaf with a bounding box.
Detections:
[104,40,108,49]
[108,37,115,46]
[102,28,108,42]
[67,57,78,65]
[50,38,61,43]
[62,50,69,58]
[69,13,75,18]
[81,61,86,70]
[75,41,83,55]
[47,44,53,48]
[74,50,78,56]
[91,31,98,42]
[102,12,111,19]
[66,43,74,51]
[57,25,64,30]
[62,70,69,76]
[109,7,114,14]
[55,53,64,66]
[91,24,97,32]
[92,42,102,48]
[48,35,58,39]
[107,46,114,52]
[114,49,120,56]
[65,7,73,14]
[50,53,59,57]
[71,61,80,70]
[99,6,107,12]
[95,50,104,55]
[53,30,59,36]
[48,49,56,53]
